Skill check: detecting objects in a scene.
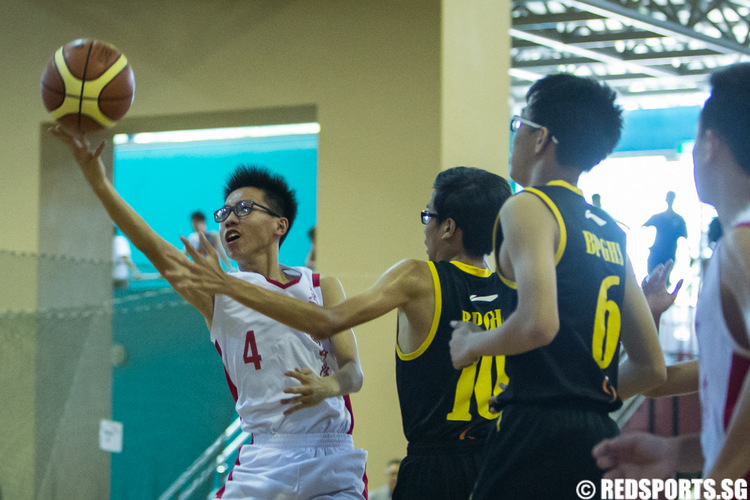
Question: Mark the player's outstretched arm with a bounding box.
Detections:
[450,194,560,368]
[616,258,667,400]
[640,360,699,398]
[50,126,213,321]
[169,233,433,339]
[280,277,364,415]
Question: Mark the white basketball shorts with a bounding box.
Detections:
[216,433,368,500]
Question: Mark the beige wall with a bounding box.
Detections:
[442,0,510,172]
[0,0,509,497]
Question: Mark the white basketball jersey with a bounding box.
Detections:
[696,212,750,476]
[211,265,351,435]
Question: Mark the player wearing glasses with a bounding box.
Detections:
[51,124,368,500]
[449,74,667,499]
[167,166,515,499]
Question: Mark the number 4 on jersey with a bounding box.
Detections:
[244,330,262,370]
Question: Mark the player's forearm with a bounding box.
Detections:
[87,177,176,269]
[617,356,667,401]
[641,361,699,398]
[224,277,345,339]
[329,358,363,397]
[469,312,558,358]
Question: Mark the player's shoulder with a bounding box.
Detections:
[391,259,433,282]
[398,258,431,271]
[317,273,342,290]
[376,258,429,276]
[500,189,558,230]
[376,259,434,297]
[505,188,550,212]
[312,273,347,306]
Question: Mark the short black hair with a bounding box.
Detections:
[432,166,512,258]
[700,62,750,175]
[526,73,623,171]
[190,211,206,222]
[223,165,298,246]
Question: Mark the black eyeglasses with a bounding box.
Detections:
[421,210,439,225]
[510,115,559,144]
[214,200,282,223]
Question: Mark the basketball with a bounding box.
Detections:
[41,38,135,134]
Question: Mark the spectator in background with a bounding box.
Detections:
[592,193,602,208]
[707,216,723,248]
[188,211,232,269]
[700,216,724,275]
[305,226,316,270]
[113,226,140,289]
[370,458,402,500]
[643,191,688,278]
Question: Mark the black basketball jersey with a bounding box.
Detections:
[497,181,627,412]
[395,260,517,443]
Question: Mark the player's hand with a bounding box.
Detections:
[449,320,482,369]
[487,382,508,414]
[592,432,678,480]
[281,368,332,416]
[49,125,107,185]
[165,233,227,294]
[642,260,683,318]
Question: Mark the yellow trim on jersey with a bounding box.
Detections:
[547,179,583,197]
[496,272,517,290]
[396,261,442,361]
[492,209,502,256]
[492,211,519,290]
[449,260,492,277]
[524,187,567,265]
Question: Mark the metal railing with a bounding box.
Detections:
[158,417,251,500]
[612,393,647,427]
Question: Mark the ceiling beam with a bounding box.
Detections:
[559,31,668,45]
[511,11,605,30]
[509,28,677,77]
[509,68,547,83]
[557,0,750,56]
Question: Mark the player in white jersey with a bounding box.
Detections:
[212,267,350,435]
[593,63,750,487]
[51,126,368,499]
[695,208,750,479]
[212,265,367,499]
